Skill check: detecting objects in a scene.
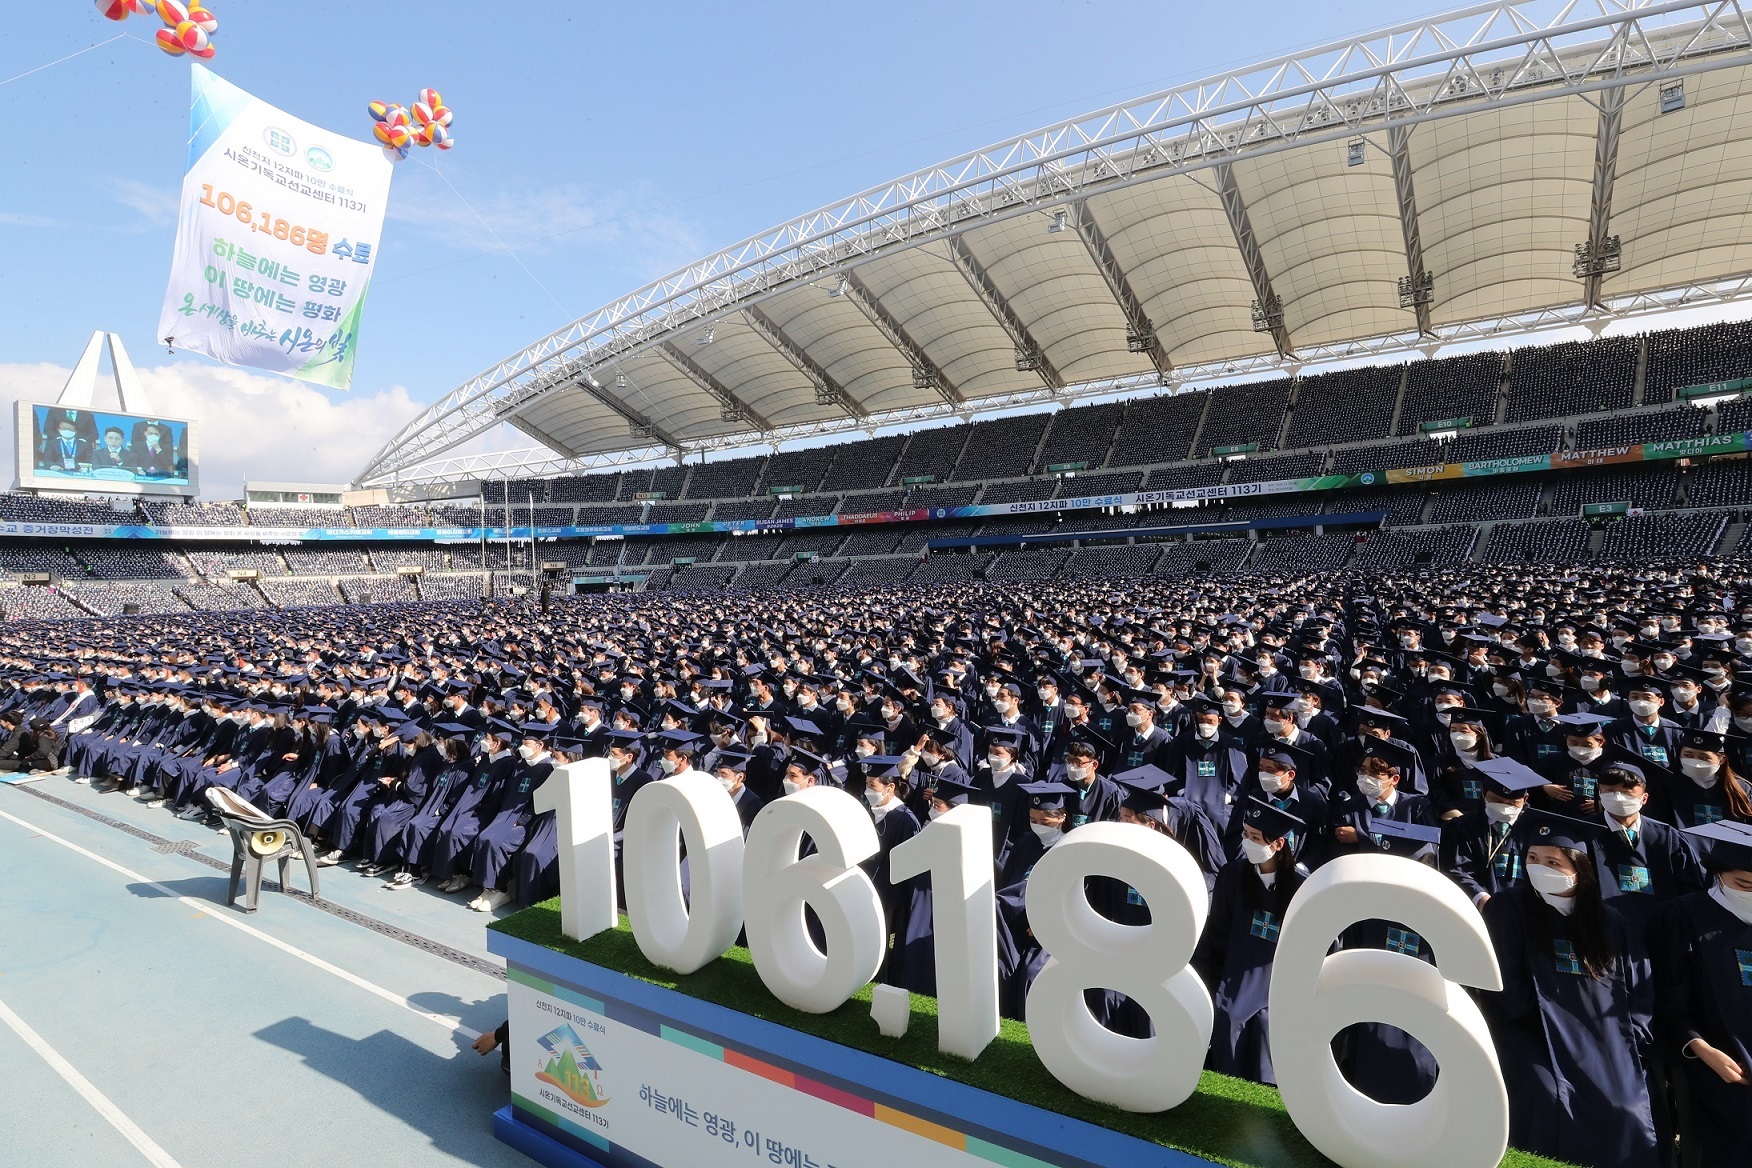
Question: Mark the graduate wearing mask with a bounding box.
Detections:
[1655,727,1752,829]
[1481,810,1661,1168]
[1443,757,1542,907]
[1060,739,1122,827]
[1587,756,1709,936]
[1653,820,1752,1167]
[1326,736,1436,862]
[1167,694,1247,833]
[994,780,1075,1018]
[1192,798,1309,1085]
[896,774,979,997]
[1332,817,1444,1105]
[1225,744,1328,867]
[859,761,921,988]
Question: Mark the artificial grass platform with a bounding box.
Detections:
[492,902,1572,1168]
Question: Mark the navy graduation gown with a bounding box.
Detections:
[1333,915,1439,1105]
[1191,858,1307,1085]
[1587,816,1708,938]
[1481,888,1659,1168]
[1653,891,1752,1168]
[1443,812,1526,906]
[1066,774,1123,828]
[863,802,921,987]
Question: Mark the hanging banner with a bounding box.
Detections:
[156,64,393,389]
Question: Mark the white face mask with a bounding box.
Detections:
[1298,664,1320,680]
[1545,663,1566,679]
[855,742,877,758]
[1628,699,1659,718]
[927,805,947,821]
[1222,700,1245,716]
[1491,682,1511,699]
[1715,880,1752,924]
[1567,744,1602,764]
[1737,638,1752,654]
[781,778,804,796]
[1030,823,1063,847]
[1580,676,1601,692]
[518,744,538,761]
[1528,699,1557,718]
[718,773,740,793]
[1736,716,1752,734]
[1357,775,1392,801]
[1258,769,1292,794]
[1449,731,1478,753]
[1681,757,1720,787]
[865,787,890,809]
[1600,791,1643,821]
[1526,863,1577,897]
[1125,711,1145,728]
[1066,762,1094,784]
[1241,837,1278,865]
[1483,801,1522,826]
[658,756,679,774]
[1265,719,1293,740]
[1195,723,1219,740]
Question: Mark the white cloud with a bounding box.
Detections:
[104,177,181,229]
[386,175,701,261]
[0,360,419,500]
[0,211,66,228]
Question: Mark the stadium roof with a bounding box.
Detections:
[361,0,1752,488]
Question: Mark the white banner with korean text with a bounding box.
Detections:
[156,64,392,389]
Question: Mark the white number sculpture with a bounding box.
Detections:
[1023,822,1212,1112]
[1268,854,1507,1168]
[888,803,999,1060]
[743,786,885,1013]
[622,773,746,974]
[531,758,616,941]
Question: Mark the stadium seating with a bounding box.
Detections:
[176,582,267,609]
[370,547,448,573]
[1642,319,1752,405]
[1397,351,1503,434]
[1716,394,1752,433]
[710,499,778,522]
[911,552,994,585]
[1107,391,1207,468]
[0,494,139,524]
[732,561,794,589]
[185,548,287,577]
[65,581,189,616]
[1545,465,1681,515]
[339,576,419,604]
[1223,450,1326,485]
[1033,401,1124,472]
[1682,458,1752,510]
[1426,480,1542,524]
[837,558,919,587]
[949,413,1052,481]
[1143,463,1224,490]
[1055,470,1143,496]
[1057,543,1163,580]
[683,455,765,499]
[893,425,971,485]
[1443,425,1563,463]
[1246,532,1355,575]
[758,446,838,495]
[147,500,244,526]
[1506,336,1638,421]
[248,507,349,528]
[281,548,373,575]
[0,587,89,620]
[547,473,620,503]
[836,529,906,557]
[1597,511,1727,561]
[1154,538,1252,577]
[350,504,429,526]
[1348,526,1477,571]
[1328,438,1441,474]
[645,501,712,524]
[818,435,905,491]
[76,548,186,579]
[1481,518,1593,565]
[986,547,1073,581]
[1195,379,1294,456]
[774,495,838,519]
[259,578,343,607]
[1282,365,1403,448]
[1320,486,1430,527]
[1575,407,1707,449]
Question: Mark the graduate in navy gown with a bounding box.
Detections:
[1332,816,1443,1105]
[859,759,920,987]
[1653,820,1752,1168]
[1443,756,1543,908]
[1480,810,1661,1168]
[382,725,474,889]
[1588,756,1709,939]
[896,774,980,997]
[1192,798,1309,1085]
[1656,728,1752,830]
[428,725,519,893]
[466,723,558,912]
[994,780,1075,1019]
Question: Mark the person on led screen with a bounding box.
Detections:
[92,426,132,471]
[134,423,178,478]
[38,412,91,473]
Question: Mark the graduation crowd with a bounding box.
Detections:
[7,560,1752,1168]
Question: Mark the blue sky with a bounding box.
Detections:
[0,0,1602,494]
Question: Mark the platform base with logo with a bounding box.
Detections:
[487,928,1225,1168]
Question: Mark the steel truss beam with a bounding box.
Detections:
[742,307,871,418]
[1583,82,1628,307]
[1215,162,1294,357]
[649,342,775,429]
[507,415,580,459]
[568,375,684,452]
[944,235,1064,390]
[361,0,1752,485]
[838,271,965,405]
[1388,124,1436,336]
[1070,200,1172,377]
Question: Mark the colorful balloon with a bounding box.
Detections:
[171,19,207,51]
[382,145,409,163]
[432,125,454,150]
[417,87,443,110]
[154,25,184,53]
[410,101,435,126]
[366,88,457,157]
[384,104,410,129]
[186,3,217,32]
[428,104,453,127]
[368,100,393,123]
[155,0,188,24]
[97,1,132,20]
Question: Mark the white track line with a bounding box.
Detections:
[0,994,186,1168]
[0,805,482,1041]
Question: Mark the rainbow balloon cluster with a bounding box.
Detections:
[97,0,220,59]
[367,89,454,162]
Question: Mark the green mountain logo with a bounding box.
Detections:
[534,1023,609,1108]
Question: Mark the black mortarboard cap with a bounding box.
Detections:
[1242,796,1305,842]
[1515,808,1610,851]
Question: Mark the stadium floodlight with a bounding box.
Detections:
[697,326,716,346]
[1125,329,1155,354]
[827,275,849,298]
[1398,271,1435,309]
[1250,294,1284,333]
[1014,347,1042,372]
[912,366,937,390]
[1660,79,1686,114]
[1346,140,1365,167]
[1572,236,1622,279]
[614,374,628,388]
[1047,209,1069,234]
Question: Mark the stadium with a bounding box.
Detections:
[4,3,1752,1168]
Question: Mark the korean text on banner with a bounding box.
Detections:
[156,64,393,390]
